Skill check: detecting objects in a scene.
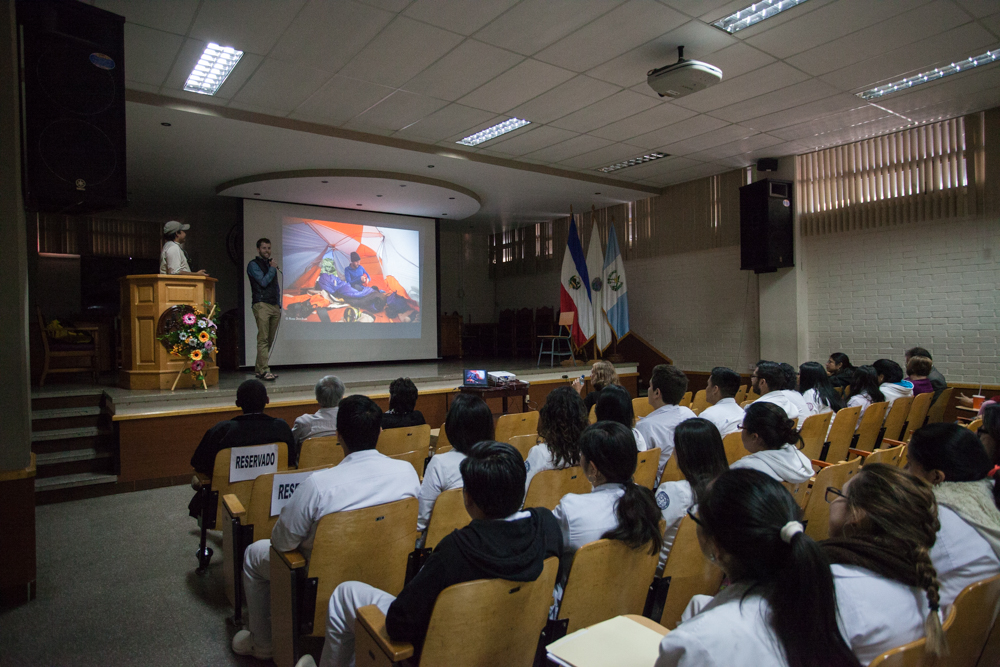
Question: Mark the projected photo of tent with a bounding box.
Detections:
[281,218,420,324]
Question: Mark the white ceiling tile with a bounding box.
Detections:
[589,102,696,141]
[339,120,397,136]
[524,134,615,163]
[740,94,865,133]
[233,59,332,112]
[291,76,394,124]
[686,132,785,161]
[402,0,520,35]
[473,0,628,56]
[350,91,449,131]
[558,142,652,169]
[269,0,395,73]
[955,0,1000,18]
[402,40,524,101]
[657,0,737,16]
[457,59,577,114]
[391,103,499,142]
[484,125,580,155]
[785,0,972,76]
[673,62,810,113]
[628,114,729,149]
[585,20,737,88]
[189,0,308,55]
[873,64,1000,116]
[548,90,660,133]
[355,0,412,11]
[123,23,184,87]
[769,106,893,141]
[506,76,621,125]
[699,43,777,81]
[982,12,1000,38]
[534,0,687,72]
[709,78,842,123]
[338,17,465,87]
[95,0,200,34]
[161,39,263,99]
[699,0,839,38]
[658,123,758,156]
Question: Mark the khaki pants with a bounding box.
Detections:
[252,301,280,375]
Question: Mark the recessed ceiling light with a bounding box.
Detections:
[858,49,1000,100]
[597,152,668,173]
[442,213,447,216]
[377,195,383,197]
[457,118,530,147]
[184,43,244,95]
[400,184,407,187]
[253,193,260,196]
[160,122,171,127]
[321,180,328,183]
[448,197,455,200]
[711,0,812,34]
[594,192,601,195]
[427,165,435,168]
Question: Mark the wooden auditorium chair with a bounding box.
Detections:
[882,396,914,442]
[679,391,692,408]
[378,425,431,480]
[354,557,558,667]
[847,443,907,468]
[634,448,661,490]
[588,404,597,424]
[495,411,540,444]
[821,406,862,463]
[850,401,889,458]
[798,412,833,461]
[298,436,344,469]
[633,397,654,421]
[658,451,682,485]
[523,467,591,511]
[902,392,934,441]
[646,515,724,629]
[423,488,472,550]
[926,387,955,425]
[782,479,811,509]
[690,390,709,414]
[431,424,452,455]
[803,458,862,541]
[507,434,537,461]
[193,442,290,572]
[270,497,418,667]
[734,385,747,404]
[722,431,750,465]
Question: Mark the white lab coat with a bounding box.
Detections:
[292,406,339,444]
[632,428,649,451]
[729,444,814,484]
[654,480,694,570]
[931,506,1000,609]
[634,404,697,478]
[552,482,623,551]
[833,564,930,665]
[524,443,571,492]
[800,388,834,419]
[753,390,802,421]
[698,398,744,438]
[416,449,466,532]
[880,381,914,407]
[656,584,788,667]
[846,392,873,427]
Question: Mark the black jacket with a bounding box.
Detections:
[381,410,426,430]
[190,412,297,476]
[828,368,854,388]
[385,507,562,644]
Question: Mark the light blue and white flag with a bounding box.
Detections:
[586,220,613,351]
[602,222,629,343]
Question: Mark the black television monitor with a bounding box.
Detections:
[463,369,487,388]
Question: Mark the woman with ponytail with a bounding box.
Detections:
[906,423,1000,606]
[595,384,649,451]
[656,469,860,667]
[824,463,947,663]
[732,403,813,484]
[845,365,885,425]
[798,361,843,417]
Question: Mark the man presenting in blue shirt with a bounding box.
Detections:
[344,251,371,289]
[247,238,280,381]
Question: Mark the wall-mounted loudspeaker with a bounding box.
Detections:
[756,158,779,172]
[17,0,127,214]
[740,179,793,274]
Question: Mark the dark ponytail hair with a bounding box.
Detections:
[849,365,885,404]
[909,422,1000,510]
[798,361,843,412]
[594,385,635,428]
[579,422,662,555]
[444,393,495,454]
[673,418,729,503]
[743,402,802,450]
[699,469,861,667]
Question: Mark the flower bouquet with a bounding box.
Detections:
[157,302,218,390]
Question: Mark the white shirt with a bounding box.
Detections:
[801,388,834,419]
[729,444,814,484]
[654,480,695,570]
[552,482,623,551]
[291,407,339,444]
[930,506,1000,609]
[269,449,420,561]
[697,398,744,438]
[632,428,649,452]
[656,584,787,667]
[416,450,466,532]
[634,404,697,478]
[159,240,189,274]
[880,382,914,407]
[754,390,801,421]
[833,564,930,665]
[524,443,571,492]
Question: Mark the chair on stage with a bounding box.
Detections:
[298,436,343,469]
[523,467,591,511]
[634,448,661,490]
[537,312,576,368]
[36,307,100,386]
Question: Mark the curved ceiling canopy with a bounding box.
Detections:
[217,169,481,220]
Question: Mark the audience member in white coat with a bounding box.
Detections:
[655,469,861,667]
[906,423,1000,607]
[232,395,421,660]
[872,359,914,408]
[730,403,814,485]
[654,418,728,570]
[416,393,494,539]
[797,361,843,419]
[292,375,345,445]
[845,365,886,427]
[749,361,802,422]
[823,463,948,664]
[594,385,648,451]
[524,386,588,492]
[634,364,696,478]
[696,367,745,438]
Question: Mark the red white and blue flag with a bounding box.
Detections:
[560,215,593,346]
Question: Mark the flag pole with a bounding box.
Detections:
[591,205,601,361]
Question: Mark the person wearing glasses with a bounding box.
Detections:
[822,464,947,664]
[656,469,860,667]
[730,403,813,485]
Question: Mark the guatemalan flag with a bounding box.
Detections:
[560,215,593,347]
[586,220,613,351]
[603,222,629,340]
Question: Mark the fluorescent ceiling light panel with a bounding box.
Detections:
[184,43,244,95]
[456,118,530,146]
[597,152,668,173]
[857,49,1000,100]
[712,0,812,34]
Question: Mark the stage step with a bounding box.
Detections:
[35,448,112,465]
[31,426,102,442]
[31,392,104,412]
[31,405,105,431]
[35,472,118,492]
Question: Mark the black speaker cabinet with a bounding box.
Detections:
[17,0,127,214]
[740,179,793,274]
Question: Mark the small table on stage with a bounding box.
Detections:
[461,381,530,415]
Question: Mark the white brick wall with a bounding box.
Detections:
[803,216,1000,383]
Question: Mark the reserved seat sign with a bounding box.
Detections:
[270,469,319,517]
[229,443,279,483]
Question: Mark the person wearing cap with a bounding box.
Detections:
[247,237,280,381]
[343,251,371,290]
[160,221,208,276]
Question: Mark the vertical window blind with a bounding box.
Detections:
[36,213,162,258]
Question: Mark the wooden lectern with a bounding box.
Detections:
[119,274,220,390]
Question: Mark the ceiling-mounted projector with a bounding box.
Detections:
[647,46,722,99]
